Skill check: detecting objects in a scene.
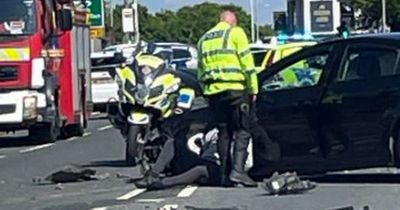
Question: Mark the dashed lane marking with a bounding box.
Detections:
[176,185,198,198]
[83,132,92,137]
[19,143,54,153]
[0,155,6,159]
[98,125,113,131]
[136,198,165,203]
[116,188,146,201]
[66,137,78,142]
[91,207,108,210]
[159,204,179,210]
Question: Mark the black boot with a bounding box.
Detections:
[229,144,257,187]
[134,171,161,189]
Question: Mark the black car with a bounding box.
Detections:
[249,33,400,178]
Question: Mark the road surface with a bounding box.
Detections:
[1,117,400,210]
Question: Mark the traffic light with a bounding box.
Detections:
[337,21,350,39]
[273,11,287,33]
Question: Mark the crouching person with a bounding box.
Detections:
[134,128,222,190]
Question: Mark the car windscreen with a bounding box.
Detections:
[91,56,122,73]
[251,48,269,67]
[173,48,192,60]
[0,0,36,35]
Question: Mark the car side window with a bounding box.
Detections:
[262,53,329,92]
[173,49,192,59]
[251,48,268,67]
[338,47,398,81]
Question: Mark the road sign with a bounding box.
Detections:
[74,0,105,28]
[122,8,135,33]
[90,28,105,38]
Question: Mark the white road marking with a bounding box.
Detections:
[91,207,108,210]
[176,185,198,198]
[160,204,179,210]
[98,125,113,131]
[83,132,92,137]
[136,198,165,203]
[66,137,78,142]
[0,155,6,159]
[19,143,54,153]
[116,188,146,201]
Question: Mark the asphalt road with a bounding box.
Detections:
[1,116,400,210]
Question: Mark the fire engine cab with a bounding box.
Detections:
[0,0,92,142]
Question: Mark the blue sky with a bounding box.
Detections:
[112,0,286,24]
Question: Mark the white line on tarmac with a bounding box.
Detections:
[19,143,54,153]
[83,132,92,137]
[176,185,198,198]
[136,198,165,203]
[0,155,6,159]
[91,207,108,210]
[98,125,113,131]
[116,188,146,201]
[66,137,78,142]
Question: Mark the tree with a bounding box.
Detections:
[109,2,274,44]
[342,0,400,31]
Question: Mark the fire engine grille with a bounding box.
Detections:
[0,66,18,81]
[0,105,16,115]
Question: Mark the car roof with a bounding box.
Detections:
[274,41,317,49]
[320,33,400,46]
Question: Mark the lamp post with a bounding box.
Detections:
[250,0,256,43]
[382,0,387,32]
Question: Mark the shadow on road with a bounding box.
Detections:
[310,173,400,184]
[0,135,45,148]
[83,160,131,168]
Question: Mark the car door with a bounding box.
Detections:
[321,42,400,166]
[256,44,337,165]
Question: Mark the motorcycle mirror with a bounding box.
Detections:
[113,52,126,63]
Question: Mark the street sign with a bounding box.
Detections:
[74,0,105,28]
[90,28,105,38]
[122,8,135,33]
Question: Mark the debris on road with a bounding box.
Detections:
[33,164,110,184]
[260,172,317,195]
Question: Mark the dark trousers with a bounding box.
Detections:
[207,90,253,186]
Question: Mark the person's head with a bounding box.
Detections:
[220,10,237,26]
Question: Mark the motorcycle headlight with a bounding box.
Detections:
[149,85,164,98]
[165,83,179,94]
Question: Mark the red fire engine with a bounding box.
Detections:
[0,0,92,142]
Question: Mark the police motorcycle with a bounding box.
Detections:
[107,44,202,170]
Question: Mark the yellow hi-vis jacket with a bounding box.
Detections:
[198,22,258,95]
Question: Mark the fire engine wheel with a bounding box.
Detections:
[29,122,59,143]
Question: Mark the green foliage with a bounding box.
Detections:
[343,0,400,31]
[111,2,274,44]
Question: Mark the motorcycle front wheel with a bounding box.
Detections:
[126,125,145,166]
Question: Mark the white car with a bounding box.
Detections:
[90,51,120,112]
[155,42,199,70]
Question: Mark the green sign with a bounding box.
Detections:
[74,0,104,28]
